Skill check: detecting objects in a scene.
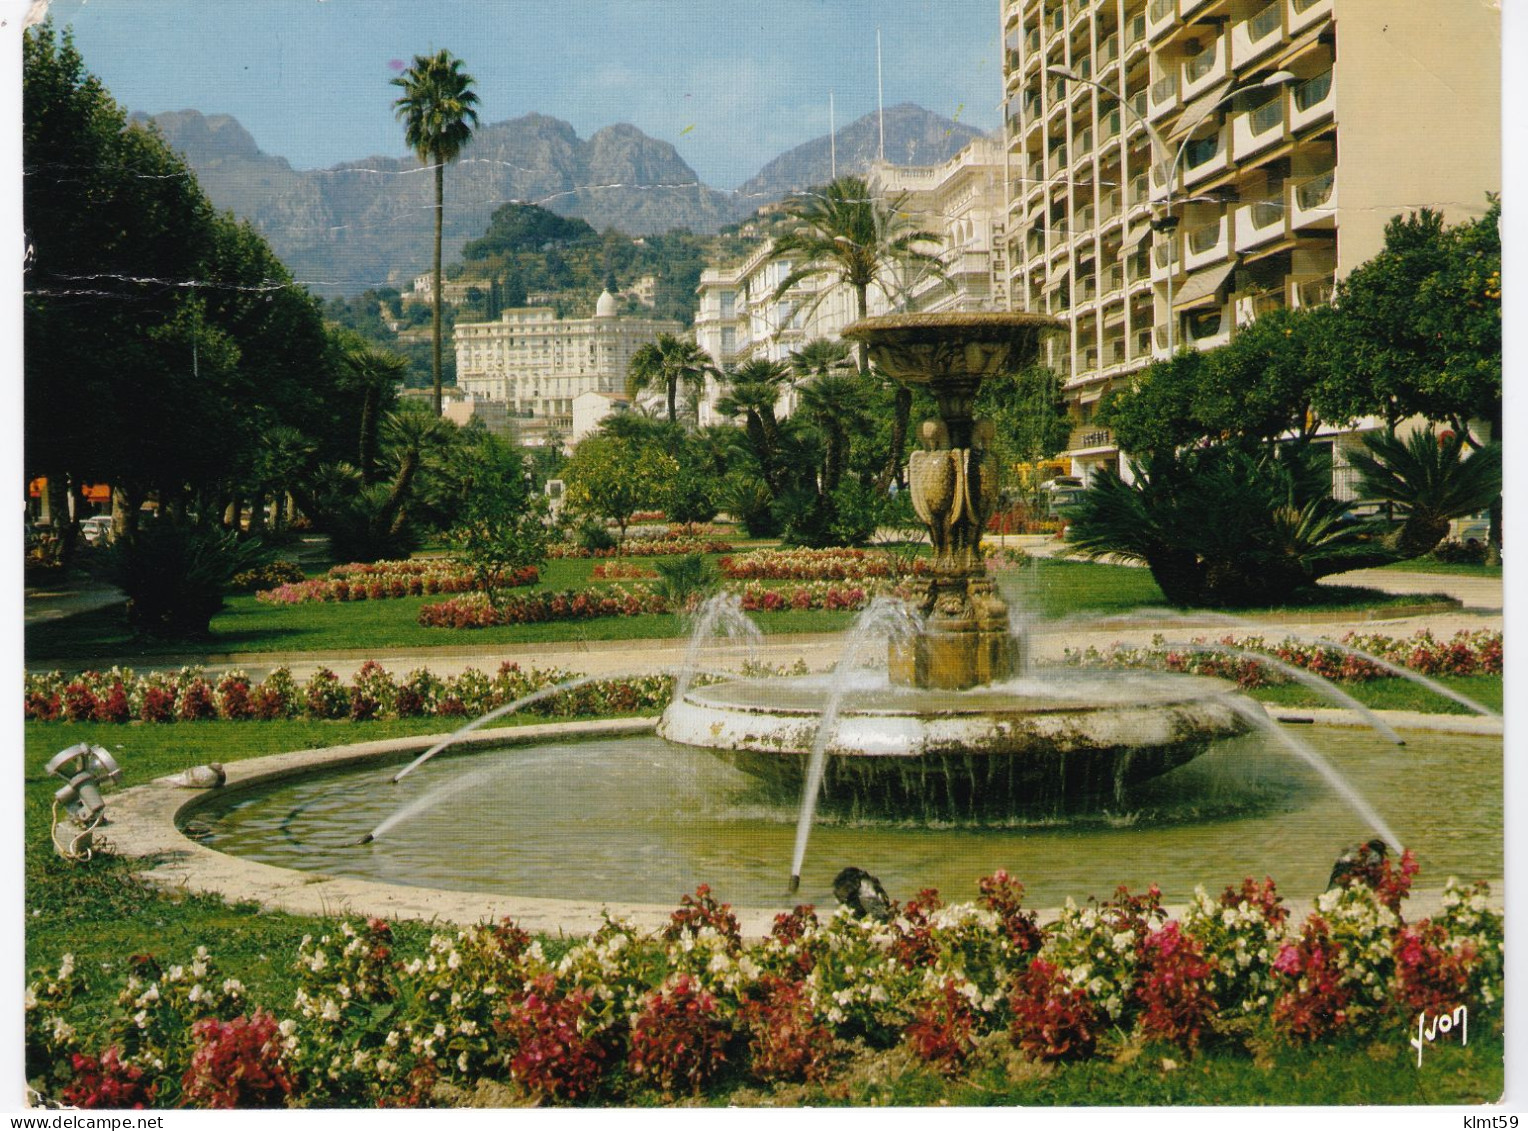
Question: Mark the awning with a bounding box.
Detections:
[1172,260,1237,311]
[1125,222,1153,249]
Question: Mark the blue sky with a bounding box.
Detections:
[39,0,1004,188]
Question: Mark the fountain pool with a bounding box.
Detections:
[187,724,1501,912]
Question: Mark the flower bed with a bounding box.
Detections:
[255,559,539,606]
[23,662,673,723]
[1059,630,1503,688]
[590,562,658,580]
[546,537,734,560]
[719,549,919,582]
[25,864,1501,1107]
[415,581,882,628]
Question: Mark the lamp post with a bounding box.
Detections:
[1046,67,1294,353]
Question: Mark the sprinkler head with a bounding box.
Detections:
[788,873,800,894]
[355,833,375,846]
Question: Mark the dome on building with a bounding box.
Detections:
[595,289,618,317]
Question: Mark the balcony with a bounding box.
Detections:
[1125,12,1149,58]
[1293,275,1335,308]
[1077,203,1096,231]
[1100,107,1122,145]
[1047,4,1067,43]
[1182,215,1229,270]
[1104,263,1125,295]
[1289,169,1336,229]
[1287,0,1333,37]
[1150,232,1180,281]
[1147,0,1177,43]
[1098,32,1120,68]
[1180,0,1213,16]
[1127,173,1150,210]
[1180,33,1229,101]
[1181,125,1228,187]
[1147,71,1180,121]
[1075,125,1094,159]
[1183,307,1230,351]
[1290,68,1335,132]
[1069,426,1115,452]
[1233,93,1286,160]
[1232,0,1284,68]
[1234,198,1285,251]
[1100,189,1122,223]
[1127,90,1150,133]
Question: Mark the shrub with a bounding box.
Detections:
[62,1048,158,1110]
[111,524,268,640]
[1008,958,1104,1062]
[1133,922,1218,1051]
[662,885,742,950]
[180,1010,294,1109]
[497,974,607,1104]
[626,975,731,1097]
[904,978,980,1074]
[737,977,837,1084]
[231,560,306,593]
[1270,915,1351,1043]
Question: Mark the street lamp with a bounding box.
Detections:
[1046,67,1295,353]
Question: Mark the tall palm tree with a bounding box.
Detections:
[392,49,479,417]
[767,175,945,489]
[625,333,713,424]
[716,358,792,494]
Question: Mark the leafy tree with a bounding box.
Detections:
[1323,203,1501,444]
[392,49,480,416]
[562,434,679,549]
[626,333,714,424]
[461,203,597,261]
[715,358,792,495]
[767,175,945,490]
[445,432,550,607]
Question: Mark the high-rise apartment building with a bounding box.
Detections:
[1000,0,1499,479]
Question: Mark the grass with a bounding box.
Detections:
[1246,673,1502,715]
[26,556,1451,666]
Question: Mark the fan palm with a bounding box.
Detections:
[1346,428,1502,558]
[792,341,870,494]
[767,175,945,490]
[715,358,792,494]
[340,341,408,484]
[392,49,479,417]
[626,333,714,424]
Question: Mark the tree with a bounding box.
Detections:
[445,432,550,607]
[767,175,945,489]
[792,341,871,496]
[626,333,713,424]
[562,434,679,550]
[338,338,408,485]
[1345,428,1501,559]
[392,49,480,416]
[715,359,792,495]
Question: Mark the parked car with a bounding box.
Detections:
[78,516,114,545]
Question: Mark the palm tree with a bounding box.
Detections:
[340,341,408,484]
[791,340,866,494]
[1347,428,1502,558]
[625,333,713,424]
[767,175,945,489]
[392,50,479,417]
[716,358,792,494]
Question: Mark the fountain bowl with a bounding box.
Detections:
[657,671,1255,816]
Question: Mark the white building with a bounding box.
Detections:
[453,290,681,448]
[694,137,1011,426]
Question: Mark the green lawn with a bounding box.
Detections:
[1247,673,1502,715]
[1377,558,1502,577]
[27,556,1453,666]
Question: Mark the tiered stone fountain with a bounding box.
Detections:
[658,312,1253,816]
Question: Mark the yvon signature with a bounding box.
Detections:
[1411,1004,1467,1066]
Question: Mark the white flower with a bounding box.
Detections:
[321,998,341,1022]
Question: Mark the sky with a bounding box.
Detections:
[37,0,1004,189]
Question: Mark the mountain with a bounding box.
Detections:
[138,110,748,294]
[139,104,984,296]
[735,103,986,208]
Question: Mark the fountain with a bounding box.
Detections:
[658,312,1254,827]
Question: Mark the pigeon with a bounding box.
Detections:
[1327,837,1387,890]
[833,867,892,921]
[163,763,226,789]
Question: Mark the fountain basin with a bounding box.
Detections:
[658,671,1255,816]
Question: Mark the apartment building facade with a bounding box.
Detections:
[454,289,680,448]
[1000,0,1499,479]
